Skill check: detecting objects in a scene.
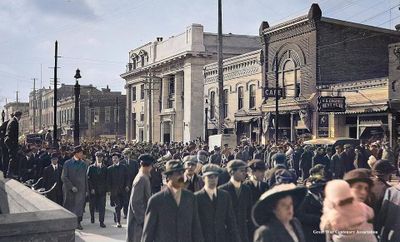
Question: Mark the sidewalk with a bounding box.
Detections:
[75,197,127,242]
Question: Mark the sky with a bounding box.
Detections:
[0,0,399,108]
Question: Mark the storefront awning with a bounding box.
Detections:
[360,126,384,139]
[335,105,387,114]
[234,116,260,123]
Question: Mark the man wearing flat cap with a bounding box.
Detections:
[107,152,129,228]
[183,155,204,193]
[87,151,108,228]
[219,159,252,242]
[61,145,88,230]
[141,160,204,242]
[42,152,63,205]
[195,164,240,242]
[126,154,154,242]
[209,146,222,166]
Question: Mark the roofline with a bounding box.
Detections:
[320,17,400,36]
[204,49,262,70]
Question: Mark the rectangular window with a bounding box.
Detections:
[140,84,145,100]
[105,107,111,123]
[132,86,136,101]
[114,108,118,123]
[169,76,175,95]
[140,113,144,122]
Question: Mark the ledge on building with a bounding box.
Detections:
[0,177,77,242]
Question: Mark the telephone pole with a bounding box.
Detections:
[115,97,119,140]
[32,78,37,133]
[53,41,58,149]
[217,0,224,134]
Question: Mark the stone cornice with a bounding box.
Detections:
[317,78,388,91]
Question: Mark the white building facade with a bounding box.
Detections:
[121,24,260,143]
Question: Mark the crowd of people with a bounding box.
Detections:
[1,113,400,242]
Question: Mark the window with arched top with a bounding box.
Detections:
[238,86,244,110]
[210,91,215,119]
[277,50,301,98]
[249,84,256,109]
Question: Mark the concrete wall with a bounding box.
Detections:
[0,177,76,241]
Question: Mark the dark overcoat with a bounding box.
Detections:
[254,217,306,242]
[243,179,268,241]
[376,184,400,242]
[141,188,204,242]
[42,164,63,205]
[195,188,240,242]
[107,163,129,206]
[87,164,108,195]
[296,192,325,242]
[61,158,88,217]
[219,181,252,242]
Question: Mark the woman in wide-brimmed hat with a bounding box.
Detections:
[252,183,307,242]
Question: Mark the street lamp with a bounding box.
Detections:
[73,69,81,146]
[204,98,209,143]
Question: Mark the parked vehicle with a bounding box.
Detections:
[303,137,360,148]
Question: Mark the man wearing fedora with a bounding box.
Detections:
[87,151,108,228]
[195,164,240,242]
[183,155,204,193]
[61,145,88,230]
[141,160,204,242]
[219,159,252,242]
[42,152,63,205]
[126,154,154,242]
[107,152,129,228]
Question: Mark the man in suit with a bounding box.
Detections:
[195,164,240,242]
[87,151,108,228]
[126,154,154,242]
[244,159,268,241]
[0,114,12,178]
[123,148,139,219]
[107,152,129,228]
[183,155,204,193]
[219,160,252,242]
[4,111,22,179]
[141,160,204,242]
[209,146,222,166]
[42,153,63,205]
[61,145,88,230]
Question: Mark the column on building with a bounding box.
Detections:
[151,79,161,142]
[126,84,132,140]
[290,112,295,142]
[174,72,184,141]
[162,76,169,110]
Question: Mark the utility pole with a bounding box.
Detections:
[32,78,36,133]
[16,91,19,103]
[115,97,119,140]
[274,55,279,143]
[53,41,58,149]
[74,69,81,146]
[217,0,224,135]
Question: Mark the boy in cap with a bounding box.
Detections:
[126,154,154,242]
[195,164,240,242]
[42,152,63,205]
[219,160,252,242]
[87,151,108,228]
[141,160,204,242]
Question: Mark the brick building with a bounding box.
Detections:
[259,3,400,143]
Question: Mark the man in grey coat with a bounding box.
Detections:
[61,145,88,230]
[126,154,154,242]
[141,160,204,242]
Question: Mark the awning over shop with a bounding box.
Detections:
[234,116,260,123]
[336,105,387,114]
[360,126,384,139]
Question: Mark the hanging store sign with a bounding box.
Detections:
[264,87,283,99]
[318,96,346,112]
[318,114,329,137]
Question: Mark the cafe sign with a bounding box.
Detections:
[264,87,283,99]
[318,96,346,112]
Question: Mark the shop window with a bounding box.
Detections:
[238,86,244,110]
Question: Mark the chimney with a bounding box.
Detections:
[156,37,163,42]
